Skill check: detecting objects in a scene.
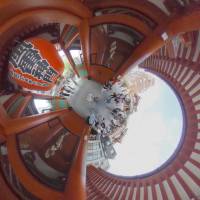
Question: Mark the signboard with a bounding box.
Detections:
[9,38,64,91]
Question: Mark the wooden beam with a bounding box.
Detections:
[64,32,79,49]
[64,127,90,199]
[89,65,114,84]
[0,9,82,54]
[4,109,69,137]
[12,95,32,118]
[59,24,71,45]
[7,135,63,200]
[0,105,9,139]
[115,8,200,77]
[5,108,89,199]
[3,93,21,110]
[167,7,200,36]
[89,14,152,36]
[0,0,91,24]
[115,27,164,77]
[21,92,64,100]
[86,0,167,25]
[64,49,80,77]
[79,19,90,75]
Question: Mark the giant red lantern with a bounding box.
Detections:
[9,38,64,91]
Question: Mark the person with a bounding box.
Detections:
[91,128,98,135]
[114,94,123,104]
[66,85,75,91]
[101,121,105,129]
[111,118,120,128]
[122,94,131,105]
[93,96,99,102]
[87,93,96,102]
[88,113,96,126]
[104,80,113,90]
[105,126,111,135]
[109,92,117,101]
[60,87,70,97]
[64,88,74,95]
[71,77,79,86]
[60,91,70,97]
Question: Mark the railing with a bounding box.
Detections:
[1,92,70,118]
[90,51,128,72]
[17,118,80,191]
[0,100,90,199]
[0,143,39,200]
[94,7,157,29]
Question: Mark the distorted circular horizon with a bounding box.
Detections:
[108,72,183,176]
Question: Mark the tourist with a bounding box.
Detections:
[88,113,97,126]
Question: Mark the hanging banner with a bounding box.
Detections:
[9,38,64,91]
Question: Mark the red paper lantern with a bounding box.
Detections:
[9,38,64,91]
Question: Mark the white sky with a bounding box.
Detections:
[108,72,183,176]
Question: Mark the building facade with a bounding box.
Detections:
[86,135,110,170]
[124,71,155,94]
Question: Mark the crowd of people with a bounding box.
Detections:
[59,76,79,98]
[57,74,140,140]
[88,77,140,137]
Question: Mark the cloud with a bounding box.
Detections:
[108,73,183,176]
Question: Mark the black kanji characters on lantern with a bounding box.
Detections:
[9,41,59,84]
